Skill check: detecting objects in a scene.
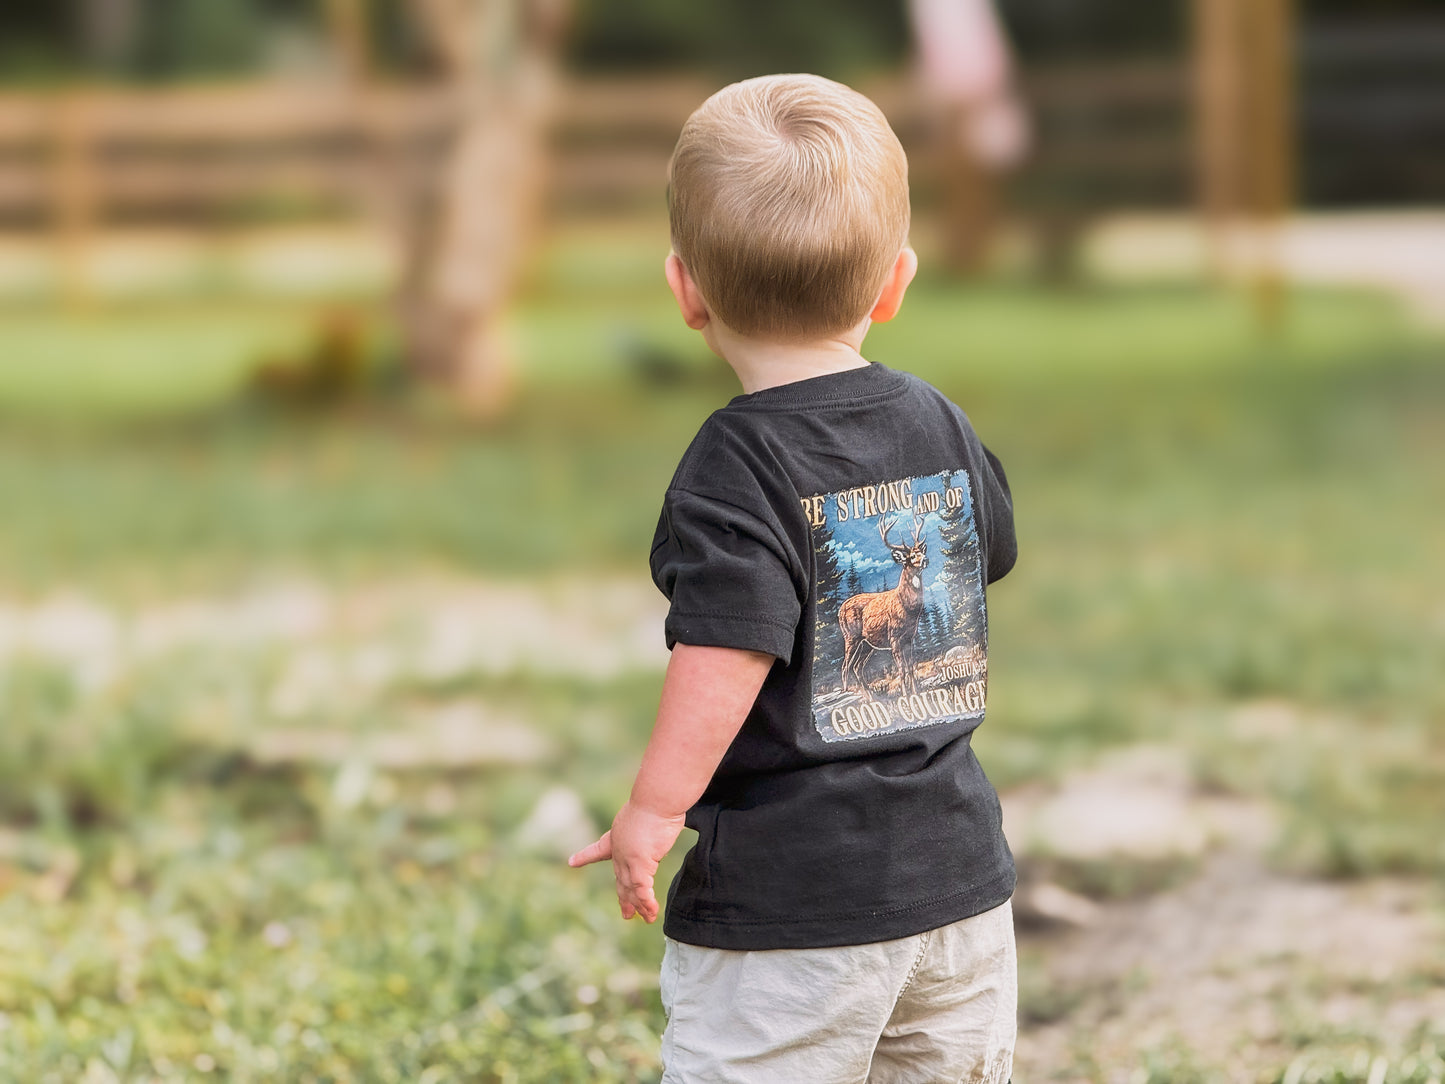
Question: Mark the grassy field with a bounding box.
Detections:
[0,231,1443,1081]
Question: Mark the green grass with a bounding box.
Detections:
[0,661,670,1082]
[0,301,332,420]
[0,221,1419,420]
[0,236,1442,1079]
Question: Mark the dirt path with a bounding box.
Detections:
[1015,851,1443,1080]
[1087,211,1445,328]
[0,575,670,699]
[1003,745,1445,1080]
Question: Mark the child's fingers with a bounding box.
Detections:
[619,892,657,922]
[567,831,613,868]
[623,883,656,915]
[617,865,658,922]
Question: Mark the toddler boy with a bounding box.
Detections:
[570,73,1018,1083]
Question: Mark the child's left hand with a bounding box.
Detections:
[566,643,772,923]
[568,800,686,922]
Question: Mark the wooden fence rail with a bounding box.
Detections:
[0,36,1438,237]
[0,66,1195,231]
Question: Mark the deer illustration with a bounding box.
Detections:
[838,512,929,696]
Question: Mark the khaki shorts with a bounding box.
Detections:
[660,899,1016,1084]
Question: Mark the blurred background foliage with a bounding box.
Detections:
[0,0,1439,74]
[2,0,1439,205]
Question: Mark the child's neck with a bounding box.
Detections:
[710,320,873,395]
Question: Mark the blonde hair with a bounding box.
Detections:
[668,74,910,341]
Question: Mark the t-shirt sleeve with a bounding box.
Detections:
[649,487,803,663]
[978,443,1018,584]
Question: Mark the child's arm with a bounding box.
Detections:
[568,642,774,923]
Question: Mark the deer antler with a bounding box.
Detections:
[878,515,900,549]
[911,511,927,545]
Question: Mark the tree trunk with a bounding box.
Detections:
[397,0,565,418]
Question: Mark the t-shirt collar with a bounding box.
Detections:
[725,362,906,411]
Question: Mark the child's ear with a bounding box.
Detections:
[869,247,919,324]
[665,253,711,331]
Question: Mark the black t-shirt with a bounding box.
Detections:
[649,361,1017,950]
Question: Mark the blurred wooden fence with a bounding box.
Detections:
[0,85,457,226]
[1299,18,1445,205]
[553,64,1195,212]
[0,66,1190,232]
[0,31,1437,245]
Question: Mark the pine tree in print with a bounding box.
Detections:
[921,604,946,656]
[936,604,956,653]
[935,469,984,643]
[813,538,846,674]
[916,605,935,656]
[935,593,956,641]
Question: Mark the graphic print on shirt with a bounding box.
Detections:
[801,470,987,742]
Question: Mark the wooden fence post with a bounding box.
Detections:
[1243,0,1294,331]
[1192,0,1295,329]
[53,92,95,306]
[1193,0,1242,281]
